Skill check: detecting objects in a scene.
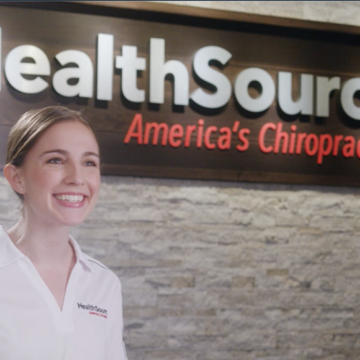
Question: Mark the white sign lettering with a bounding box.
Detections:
[2,29,360,121]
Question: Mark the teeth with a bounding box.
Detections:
[55,194,84,202]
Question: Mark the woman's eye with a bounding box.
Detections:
[84,160,97,167]
[48,158,63,164]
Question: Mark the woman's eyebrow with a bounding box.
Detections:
[39,150,100,158]
[83,151,100,158]
[39,149,68,157]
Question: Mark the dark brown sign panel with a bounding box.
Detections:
[1,3,360,186]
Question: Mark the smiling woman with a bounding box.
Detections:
[9,120,101,227]
[1,106,127,360]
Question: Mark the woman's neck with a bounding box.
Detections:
[7,217,74,266]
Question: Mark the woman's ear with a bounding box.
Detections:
[3,164,24,194]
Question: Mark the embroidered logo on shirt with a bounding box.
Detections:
[77,302,108,319]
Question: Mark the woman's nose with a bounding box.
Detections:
[64,162,85,185]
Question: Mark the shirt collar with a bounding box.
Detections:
[0,226,92,272]
[0,226,26,268]
[69,235,92,272]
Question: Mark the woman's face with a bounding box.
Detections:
[18,120,101,228]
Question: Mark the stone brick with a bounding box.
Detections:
[124,306,158,318]
[231,276,255,288]
[170,277,195,288]
[267,269,289,277]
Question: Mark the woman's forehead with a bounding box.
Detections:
[32,120,99,154]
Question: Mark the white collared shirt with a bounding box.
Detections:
[0,226,127,360]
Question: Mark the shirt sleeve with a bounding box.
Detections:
[105,277,128,360]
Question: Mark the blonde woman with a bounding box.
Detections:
[1,106,127,360]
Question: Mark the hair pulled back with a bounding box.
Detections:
[6,106,96,167]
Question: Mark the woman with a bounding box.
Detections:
[1,106,127,360]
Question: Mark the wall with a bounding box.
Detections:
[152,1,360,27]
[2,2,360,359]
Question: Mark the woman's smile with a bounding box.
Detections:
[53,193,87,208]
[54,194,84,203]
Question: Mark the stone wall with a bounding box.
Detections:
[2,1,360,359]
[2,175,360,359]
[152,1,360,27]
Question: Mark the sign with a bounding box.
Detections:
[1,3,360,186]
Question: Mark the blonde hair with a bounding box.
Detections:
[6,106,97,200]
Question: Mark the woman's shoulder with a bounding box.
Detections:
[70,236,122,292]
[83,253,111,271]
[81,253,122,289]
